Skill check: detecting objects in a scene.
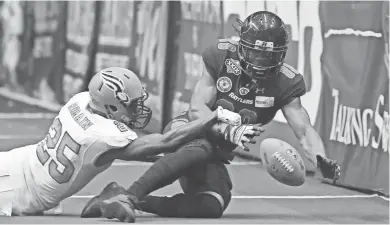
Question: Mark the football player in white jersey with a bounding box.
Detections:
[0,67,257,216]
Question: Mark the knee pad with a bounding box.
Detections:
[195,192,226,218]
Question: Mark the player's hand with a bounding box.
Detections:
[316,155,341,183]
[223,124,265,151]
[216,106,242,126]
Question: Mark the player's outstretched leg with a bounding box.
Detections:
[97,138,214,222]
[137,160,232,218]
[81,181,127,218]
[138,193,228,218]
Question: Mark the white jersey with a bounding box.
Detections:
[11,92,138,214]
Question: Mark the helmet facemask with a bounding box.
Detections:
[105,87,152,129]
[237,39,287,80]
[125,88,152,129]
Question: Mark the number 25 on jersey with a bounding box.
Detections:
[36,118,81,184]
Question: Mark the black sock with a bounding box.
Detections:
[127,142,211,200]
[139,194,223,218]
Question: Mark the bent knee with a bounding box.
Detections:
[196,192,229,218]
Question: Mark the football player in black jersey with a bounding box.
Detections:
[81,11,341,223]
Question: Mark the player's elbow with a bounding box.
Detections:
[188,105,199,121]
[188,102,212,122]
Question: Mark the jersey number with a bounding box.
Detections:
[36,118,81,184]
[216,99,258,124]
[239,108,258,124]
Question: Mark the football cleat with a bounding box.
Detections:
[81,181,127,218]
[100,194,138,223]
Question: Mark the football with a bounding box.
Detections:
[260,138,306,186]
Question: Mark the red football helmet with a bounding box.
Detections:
[236,11,289,80]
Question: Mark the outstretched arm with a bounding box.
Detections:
[282,97,340,181]
[121,63,220,160]
[117,110,218,160]
[281,97,326,166]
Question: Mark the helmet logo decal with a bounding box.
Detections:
[255,40,274,50]
[101,72,131,104]
[216,76,232,93]
[225,58,241,75]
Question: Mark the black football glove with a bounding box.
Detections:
[316,155,341,183]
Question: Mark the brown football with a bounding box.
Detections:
[260,138,306,186]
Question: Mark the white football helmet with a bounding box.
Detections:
[88,67,152,129]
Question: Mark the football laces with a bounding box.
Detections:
[272,152,294,173]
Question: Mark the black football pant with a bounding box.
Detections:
[138,115,233,218]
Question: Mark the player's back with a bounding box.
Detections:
[13,92,137,214]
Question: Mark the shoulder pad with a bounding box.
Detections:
[102,131,138,149]
[202,39,235,81]
[279,63,300,79]
[278,63,306,106]
[99,121,138,148]
[113,121,131,133]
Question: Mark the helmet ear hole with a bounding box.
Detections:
[108,105,118,112]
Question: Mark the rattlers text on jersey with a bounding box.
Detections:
[0,92,138,216]
[203,38,307,125]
